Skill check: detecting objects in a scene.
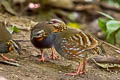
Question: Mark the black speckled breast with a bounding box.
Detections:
[31,34,54,49]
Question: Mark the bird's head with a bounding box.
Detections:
[7,40,22,55]
[31,29,47,41]
[48,19,67,33]
[31,19,67,41]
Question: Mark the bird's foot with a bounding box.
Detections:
[65,71,85,76]
[1,55,17,62]
[65,72,79,76]
[50,48,58,60]
[49,54,58,60]
[35,50,49,62]
[80,70,85,74]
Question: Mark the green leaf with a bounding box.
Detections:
[106,33,115,44]
[98,12,120,46]
[13,26,20,32]
[7,26,20,34]
[97,11,114,20]
[7,28,13,34]
[106,20,120,44]
[67,22,81,29]
[106,20,120,34]
[115,29,120,47]
[98,18,109,32]
[105,0,120,6]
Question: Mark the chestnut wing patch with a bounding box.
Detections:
[60,32,98,57]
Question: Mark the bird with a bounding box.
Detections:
[30,19,67,62]
[52,27,99,76]
[30,19,99,75]
[0,21,22,62]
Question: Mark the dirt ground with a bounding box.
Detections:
[0,29,120,80]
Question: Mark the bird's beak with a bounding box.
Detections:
[53,29,59,32]
[37,37,44,41]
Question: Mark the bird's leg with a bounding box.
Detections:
[65,62,82,76]
[65,58,87,76]
[80,57,87,74]
[50,48,58,60]
[0,54,16,62]
[36,49,46,62]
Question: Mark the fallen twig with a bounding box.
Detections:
[0,60,20,67]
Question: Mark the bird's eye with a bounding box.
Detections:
[36,33,40,36]
[49,19,62,24]
[48,20,58,24]
[52,20,58,23]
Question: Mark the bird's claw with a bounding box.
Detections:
[65,72,79,76]
[1,55,17,63]
[65,71,85,76]
[49,55,58,60]
[5,59,17,63]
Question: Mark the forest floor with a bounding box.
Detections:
[0,27,120,80]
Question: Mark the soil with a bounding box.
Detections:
[0,28,120,80]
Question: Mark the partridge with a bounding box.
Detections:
[52,27,99,76]
[0,21,21,62]
[30,19,67,62]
